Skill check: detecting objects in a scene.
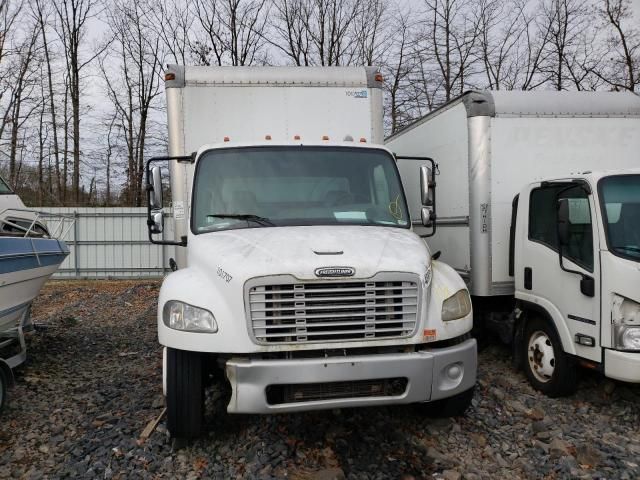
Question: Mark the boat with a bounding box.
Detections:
[0,175,71,413]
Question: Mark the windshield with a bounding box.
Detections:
[0,176,11,194]
[599,174,640,262]
[191,146,410,233]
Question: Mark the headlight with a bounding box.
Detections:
[441,289,472,321]
[612,295,640,350]
[163,300,218,333]
[613,325,640,351]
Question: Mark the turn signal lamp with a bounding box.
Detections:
[223,136,230,142]
[360,137,367,143]
[322,135,329,140]
[265,135,272,140]
[294,135,301,140]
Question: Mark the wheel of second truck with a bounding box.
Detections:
[0,367,8,416]
[522,317,576,397]
[166,347,204,439]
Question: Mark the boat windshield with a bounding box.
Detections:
[191,146,410,233]
[0,176,11,194]
[599,174,640,262]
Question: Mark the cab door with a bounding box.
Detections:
[515,182,601,363]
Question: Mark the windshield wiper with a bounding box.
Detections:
[208,213,275,227]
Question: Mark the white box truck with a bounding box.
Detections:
[387,90,640,396]
[145,65,477,439]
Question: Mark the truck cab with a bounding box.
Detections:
[512,170,640,395]
[146,66,477,440]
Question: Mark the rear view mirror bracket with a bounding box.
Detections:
[395,155,437,238]
[145,154,195,246]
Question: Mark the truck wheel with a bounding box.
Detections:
[166,348,204,439]
[422,387,475,418]
[523,318,576,397]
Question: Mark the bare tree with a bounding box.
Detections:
[149,0,193,65]
[54,0,104,204]
[538,0,595,90]
[417,0,482,103]
[33,0,65,198]
[191,0,269,66]
[3,19,41,186]
[101,0,163,206]
[596,0,639,91]
[383,9,415,133]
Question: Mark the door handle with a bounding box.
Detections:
[524,267,532,290]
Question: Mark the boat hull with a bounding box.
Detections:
[0,238,69,334]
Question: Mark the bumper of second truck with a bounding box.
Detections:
[225,338,477,413]
[604,349,640,383]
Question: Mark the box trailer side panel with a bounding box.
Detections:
[490,116,640,289]
[389,102,471,279]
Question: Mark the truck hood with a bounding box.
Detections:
[188,225,430,284]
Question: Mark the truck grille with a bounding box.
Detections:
[248,277,419,344]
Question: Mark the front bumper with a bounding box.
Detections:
[225,338,477,413]
[604,349,640,383]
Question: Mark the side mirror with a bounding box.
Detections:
[557,198,570,246]
[419,165,434,206]
[149,210,164,234]
[421,206,434,227]
[149,166,164,210]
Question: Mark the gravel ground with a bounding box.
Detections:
[0,280,639,480]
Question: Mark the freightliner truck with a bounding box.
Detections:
[387,91,640,396]
[145,66,477,439]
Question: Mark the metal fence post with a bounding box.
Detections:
[73,211,80,278]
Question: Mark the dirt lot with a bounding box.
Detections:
[0,280,639,479]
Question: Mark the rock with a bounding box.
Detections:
[470,433,487,447]
[531,420,547,433]
[550,438,572,459]
[427,447,456,465]
[576,444,602,467]
[309,468,346,480]
[603,381,616,395]
[525,408,545,421]
[38,445,49,454]
[442,470,462,480]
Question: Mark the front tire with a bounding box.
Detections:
[523,317,576,397]
[166,348,204,439]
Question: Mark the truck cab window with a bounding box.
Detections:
[529,185,593,271]
[599,174,640,262]
[192,146,409,232]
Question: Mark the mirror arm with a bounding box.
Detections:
[395,155,438,238]
[145,153,195,247]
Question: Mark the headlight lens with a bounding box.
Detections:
[614,325,640,351]
[612,295,640,350]
[163,301,218,333]
[441,289,472,321]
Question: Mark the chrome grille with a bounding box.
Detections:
[248,277,419,344]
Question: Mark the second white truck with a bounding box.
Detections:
[146,66,477,439]
[387,90,640,396]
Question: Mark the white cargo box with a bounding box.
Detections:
[387,90,640,296]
